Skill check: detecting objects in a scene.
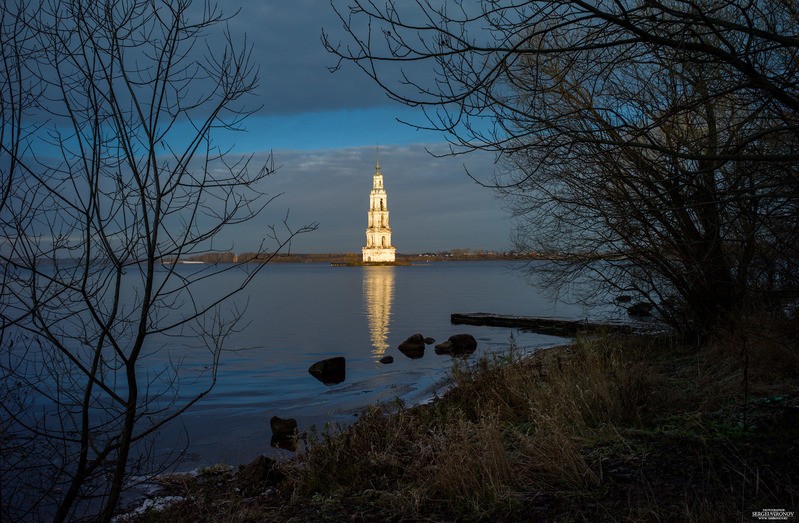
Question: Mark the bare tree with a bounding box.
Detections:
[0,1,315,520]
[324,0,799,338]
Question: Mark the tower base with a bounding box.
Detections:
[362,247,396,263]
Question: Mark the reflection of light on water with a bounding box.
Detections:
[362,266,395,355]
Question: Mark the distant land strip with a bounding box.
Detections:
[172,250,615,264]
[176,251,521,264]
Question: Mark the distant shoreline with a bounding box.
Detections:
[175,252,536,264]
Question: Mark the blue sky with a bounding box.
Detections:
[208,107,447,153]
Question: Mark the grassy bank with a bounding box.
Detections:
[133,315,798,521]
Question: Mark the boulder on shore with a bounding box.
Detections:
[435,333,477,356]
[237,455,285,495]
[308,356,346,385]
[398,333,425,359]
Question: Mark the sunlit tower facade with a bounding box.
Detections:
[362,149,396,263]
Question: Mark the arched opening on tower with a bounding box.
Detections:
[381,236,387,247]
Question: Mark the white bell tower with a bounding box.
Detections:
[362,148,396,263]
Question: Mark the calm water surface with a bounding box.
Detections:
[145,261,596,469]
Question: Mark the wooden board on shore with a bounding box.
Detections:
[451,312,637,336]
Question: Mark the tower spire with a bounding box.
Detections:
[375,145,380,171]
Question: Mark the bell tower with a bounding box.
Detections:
[362,148,396,263]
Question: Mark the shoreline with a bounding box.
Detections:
[170,252,558,264]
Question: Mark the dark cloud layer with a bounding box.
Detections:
[221,0,393,116]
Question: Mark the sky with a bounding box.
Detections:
[189,0,514,254]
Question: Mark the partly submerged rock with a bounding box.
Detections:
[270,416,297,438]
[424,337,435,345]
[398,333,425,359]
[435,334,477,356]
[270,416,298,451]
[627,302,654,317]
[434,340,453,354]
[379,355,394,364]
[308,356,346,385]
[270,434,297,452]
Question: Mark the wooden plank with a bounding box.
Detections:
[450,312,636,336]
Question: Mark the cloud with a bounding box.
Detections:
[221,0,396,116]
[222,144,514,253]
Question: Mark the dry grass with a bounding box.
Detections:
[276,334,677,519]
[136,316,799,521]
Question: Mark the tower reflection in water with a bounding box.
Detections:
[362,265,395,356]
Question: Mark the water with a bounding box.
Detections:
[140,260,593,469]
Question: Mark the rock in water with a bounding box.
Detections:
[308,356,346,385]
[270,416,297,438]
[627,302,653,317]
[270,434,297,452]
[398,333,425,359]
[449,333,477,352]
[435,334,477,356]
[434,340,452,354]
[379,355,394,364]
[424,337,435,345]
[270,416,298,451]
